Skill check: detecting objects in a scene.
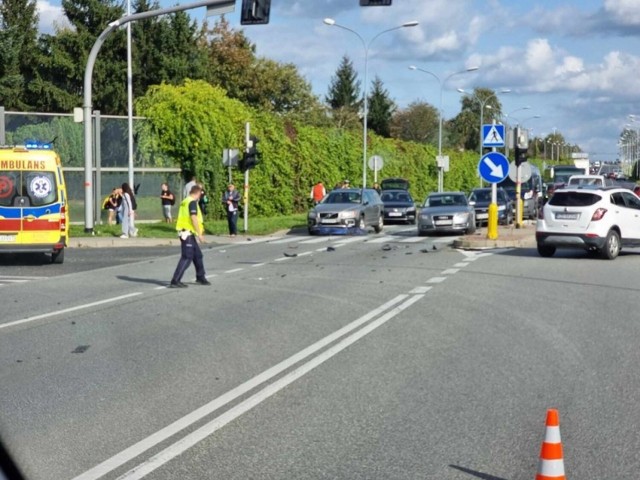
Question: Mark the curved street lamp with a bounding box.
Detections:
[323,18,419,190]
[409,65,480,192]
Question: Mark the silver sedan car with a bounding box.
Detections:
[417,192,476,236]
[307,188,384,234]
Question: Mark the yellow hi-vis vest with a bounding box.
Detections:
[175,196,203,234]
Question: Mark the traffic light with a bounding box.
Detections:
[239,135,261,172]
[514,126,529,167]
[240,0,271,25]
[360,0,392,5]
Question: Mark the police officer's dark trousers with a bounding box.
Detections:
[171,234,205,283]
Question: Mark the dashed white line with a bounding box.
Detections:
[0,293,143,331]
[273,256,291,262]
[251,263,267,268]
[269,237,303,244]
[398,237,424,243]
[333,236,368,245]
[299,237,330,244]
[224,268,244,274]
[442,269,459,275]
[427,277,447,283]
[409,286,432,294]
[297,251,312,257]
[454,263,470,268]
[366,236,396,244]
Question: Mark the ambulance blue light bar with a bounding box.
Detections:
[24,140,53,150]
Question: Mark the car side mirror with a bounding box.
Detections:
[468,200,476,206]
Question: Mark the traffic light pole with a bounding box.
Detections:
[244,122,250,233]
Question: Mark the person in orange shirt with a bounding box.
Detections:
[310,181,326,205]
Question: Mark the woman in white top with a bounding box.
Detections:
[120,183,138,238]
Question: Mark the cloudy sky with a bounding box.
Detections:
[38,0,640,160]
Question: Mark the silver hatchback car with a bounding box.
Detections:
[417,192,476,236]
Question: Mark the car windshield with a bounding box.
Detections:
[380,191,413,203]
[323,191,361,204]
[425,194,467,207]
[469,190,492,202]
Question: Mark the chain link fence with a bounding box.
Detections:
[0,107,184,223]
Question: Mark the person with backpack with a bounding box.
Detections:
[120,182,138,238]
[160,182,175,223]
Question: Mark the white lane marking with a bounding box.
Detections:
[273,257,291,262]
[0,275,47,281]
[398,237,424,243]
[299,237,330,244]
[442,269,459,275]
[224,268,244,274]
[433,237,457,244]
[72,295,409,480]
[114,294,423,480]
[0,293,143,331]
[269,237,303,245]
[409,286,432,294]
[366,236,396,244]
[427,277,447,283]
[251,263,267,268]
[333,236,368,245]
[297,251,312,257]
[454,263,469,268]
[0,279,30,284]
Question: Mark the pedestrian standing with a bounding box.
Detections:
[169,184,210,288]
[106,188,120,225]
[120,182,138,238]
[222,183,241,237]
[183,176,197,199]
[160,183,175,223]
[310,181,326,205]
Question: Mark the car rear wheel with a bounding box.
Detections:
[537,243,555,257]
[51,248,64,264]
[373,214,383,233]
[600,229,620,260]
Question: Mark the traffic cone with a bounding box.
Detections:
[535,408,566,480]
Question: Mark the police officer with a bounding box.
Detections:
[169,184,210,288]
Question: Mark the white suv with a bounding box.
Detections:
[536,187,640,259]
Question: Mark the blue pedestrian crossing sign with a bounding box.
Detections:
[482,124,505,147]
[478,152,509,183]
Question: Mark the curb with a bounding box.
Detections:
[453,226,536,250]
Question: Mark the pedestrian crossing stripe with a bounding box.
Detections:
[483,125,504,146]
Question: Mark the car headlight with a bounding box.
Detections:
[453,212,469,222]
[497,205,506,211]
[339,210,357,219]
[308,211,317,219]
[407,207,416,212]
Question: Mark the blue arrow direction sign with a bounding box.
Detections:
[478,152,509,183]
[482,124,505,147]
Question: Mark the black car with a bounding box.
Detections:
[468,187,513,226]
[380,189,417,224]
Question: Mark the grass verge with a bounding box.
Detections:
[70,213,308,238]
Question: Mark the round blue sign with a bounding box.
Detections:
[478,152,509,184]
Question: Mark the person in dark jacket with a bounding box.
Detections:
[222,183,241,236]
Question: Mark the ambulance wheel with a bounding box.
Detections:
[51,248,65,264]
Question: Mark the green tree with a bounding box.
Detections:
[202,16,256,100]
[29,0,127,114]
[390,101,439,144]
[326,55,360,109]
[132,0,207,99]
[450,88,504,152]
[367,76,395,137]
[0,0,39,109]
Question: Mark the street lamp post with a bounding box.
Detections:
[324,18,418,190]
[409,65,479,192]
[458,88,511,186]
[82,0,235,232]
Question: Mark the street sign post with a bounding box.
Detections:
[482,124,505,148]
[478,151,509,240]
[368,155,384,183]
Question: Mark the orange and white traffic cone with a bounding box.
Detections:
[535,408,566,480]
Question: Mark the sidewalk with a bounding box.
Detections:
[452,222,537,250]
[68,233,278,249]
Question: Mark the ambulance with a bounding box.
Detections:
[0,141,69,263]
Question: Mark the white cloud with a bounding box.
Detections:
[37,0,70,34]
[604,0,640,27]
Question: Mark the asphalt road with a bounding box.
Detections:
[2,226,640,479]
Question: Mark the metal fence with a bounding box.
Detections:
[0,107,184,223]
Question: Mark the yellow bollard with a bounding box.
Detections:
[487,203,498,240]
[516,198,524,228]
